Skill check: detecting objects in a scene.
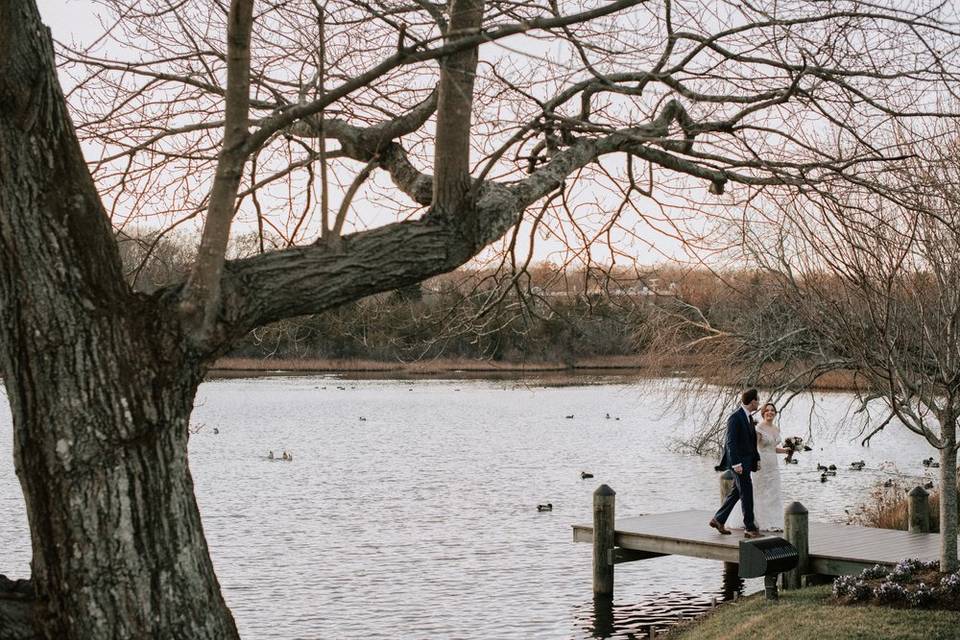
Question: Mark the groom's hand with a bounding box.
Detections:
[733,464,743,474]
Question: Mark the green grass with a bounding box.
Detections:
[664,586,960,640]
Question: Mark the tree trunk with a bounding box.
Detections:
[0,3,240,637]
[940,416,958,572]
[4,337,240,639]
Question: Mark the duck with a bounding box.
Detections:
[268,450,274,460]
[827,464,837,471]
[924,481,935,490]
[931,462,941,468]
[922,457,936,467]
[213,428,219,434]
[820,473,828,483]
[883,479,894,488]
[605,413,611,419]
[565,415,575,419]
[817,463,829,472]
[850,461,866,471]
[359,417,367,421]
[537,503,553,512]
[281,451,289,461]
[823,470,837,477]
[581,471,594,479]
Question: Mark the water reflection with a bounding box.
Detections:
[577,565,744,639]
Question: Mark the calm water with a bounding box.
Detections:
[0,377,940,638]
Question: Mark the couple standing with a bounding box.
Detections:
[708,388,789,537]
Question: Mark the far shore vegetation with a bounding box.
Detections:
[123,231,861,389]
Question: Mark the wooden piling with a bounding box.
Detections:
[783,501,809,590]
[593,484,616,597]
[908,485,930,534]
[718,469,734,584]
[719,469,734,500]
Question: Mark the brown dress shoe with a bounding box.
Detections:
[743,529,763,539]
[709,518,732,535]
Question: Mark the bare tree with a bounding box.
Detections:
[2,0,960,637]
[646,127,960,571]
[757,137,960,571]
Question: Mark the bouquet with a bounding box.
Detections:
[783,436,811,463]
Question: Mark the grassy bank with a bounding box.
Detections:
[666,586,960,640]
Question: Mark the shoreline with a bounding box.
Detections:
[209,356,861,389]
[208,356,656,381]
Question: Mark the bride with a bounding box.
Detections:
[726,402,789,531]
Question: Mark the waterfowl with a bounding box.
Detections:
[213,428,219,434]
[282,451,289,461]
[605,413,611,419]
[817,463,828,472]
[268,450,274,460]
[931,462,941,468]
[827,464,837,471]
[924,481,935,490]
[820,473,828,483]
[922,457,936,467]
[883,479,894,488]
[565,415,574,419]
[581,471,594,479]
[850,461,866,471]
[537,503,553,512]
[823,470,836,476]
[359,417,367,421]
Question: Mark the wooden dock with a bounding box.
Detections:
[573,508,943,577]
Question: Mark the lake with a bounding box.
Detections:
[0,376,940,638]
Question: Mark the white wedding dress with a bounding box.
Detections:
[726,421,785,531]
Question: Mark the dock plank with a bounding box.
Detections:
[573,509,949,575]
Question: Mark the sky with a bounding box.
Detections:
[31,1,716,268]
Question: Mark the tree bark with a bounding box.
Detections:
[0,3,239,638]
[939,414,958,572]
[432,0,484,239]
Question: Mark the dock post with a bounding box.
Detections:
[719,469,737,585]
[782,501,809,590]
[908,485,930,533]
[593,484,616,597]
[719,469,734,500]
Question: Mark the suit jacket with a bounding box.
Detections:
[717,407,760,472]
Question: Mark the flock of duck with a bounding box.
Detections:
[535,454,944,513]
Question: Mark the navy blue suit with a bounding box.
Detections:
[714,407,760,531]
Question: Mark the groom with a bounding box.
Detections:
[709,388,762,538]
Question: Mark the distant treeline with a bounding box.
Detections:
[113,231,798,367]
[114,231,698,364]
